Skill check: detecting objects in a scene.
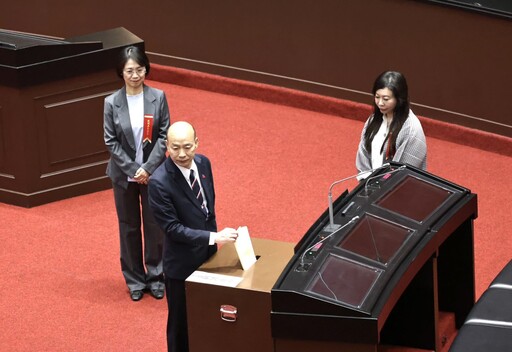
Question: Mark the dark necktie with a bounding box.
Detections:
[190,169,207,215]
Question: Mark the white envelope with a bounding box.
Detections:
[234,226,257,270]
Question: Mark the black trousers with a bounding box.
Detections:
[165,278,189,352]
[113,181,164,292]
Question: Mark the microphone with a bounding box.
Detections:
[362,164,406,196]
[299,215,360,270]
[326,163,391,232]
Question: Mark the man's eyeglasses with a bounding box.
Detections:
[124,67,146,77]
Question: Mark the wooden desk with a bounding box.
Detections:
[0,27,142,207]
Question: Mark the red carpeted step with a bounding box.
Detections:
[150,64,512,157]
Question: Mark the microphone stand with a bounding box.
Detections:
[325,163,392,233]
[300,215,360,270]
[363,164,406,196]
[325,173,364,232]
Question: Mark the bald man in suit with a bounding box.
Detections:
[148,121,239,352]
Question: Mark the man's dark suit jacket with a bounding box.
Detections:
[148,154,218,280]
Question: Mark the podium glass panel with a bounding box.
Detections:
[376,175,453,222]
[306,255,383,308]
[337,214,413,266]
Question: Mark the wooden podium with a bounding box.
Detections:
[186,164,477,352]
[0,27,143,207]
[271,163,477,351]
[186,238,294,352]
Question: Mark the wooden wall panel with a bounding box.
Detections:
[0,106,5,172]
[0,0,510,138]
[0,90,18,181]
[0,27,142,207]
[0,71,119,206]
[34,90,112,175]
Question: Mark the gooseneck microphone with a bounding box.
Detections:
[326,163,391,232]
[299,215,360,269]
[363,164,406,195]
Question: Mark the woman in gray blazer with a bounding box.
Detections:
[104,46,170,301]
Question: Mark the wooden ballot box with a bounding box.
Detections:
[186,238,294,352]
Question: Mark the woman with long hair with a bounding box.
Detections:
[356,71,426,178]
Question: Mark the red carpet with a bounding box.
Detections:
[0,65,511,351]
